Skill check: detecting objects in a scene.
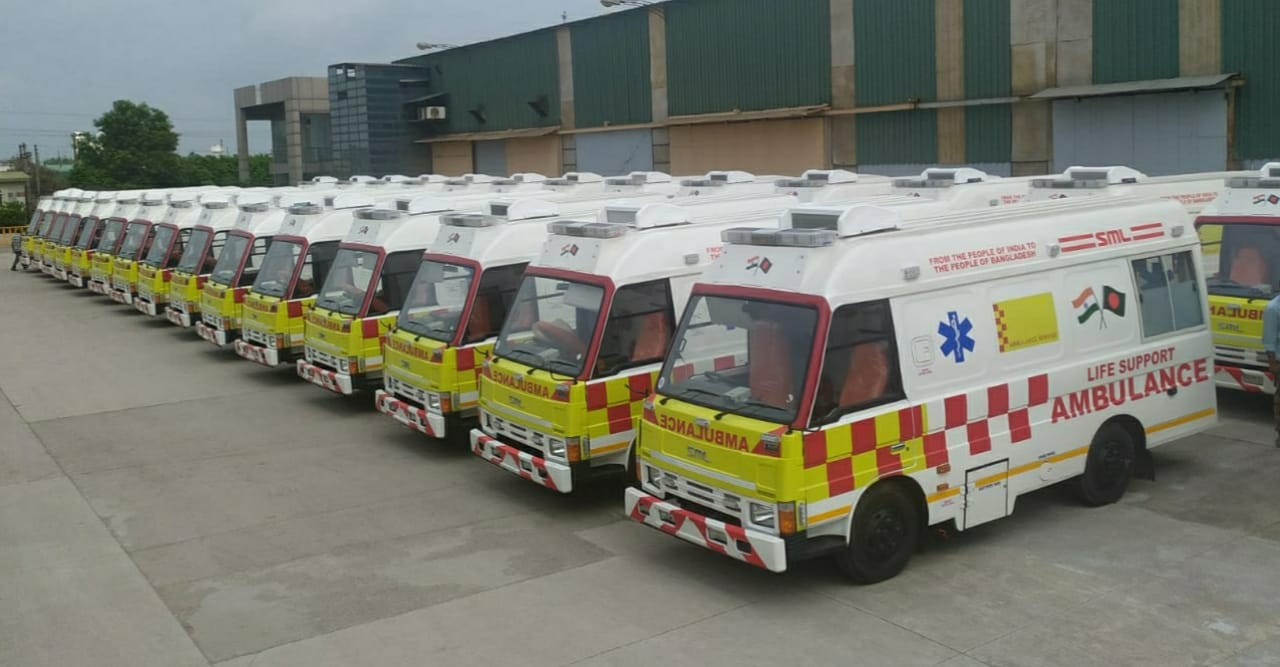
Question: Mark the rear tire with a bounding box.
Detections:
[836,482,918,584]
[1077,423,1135,507]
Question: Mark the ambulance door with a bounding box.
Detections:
[962,459,1009,530]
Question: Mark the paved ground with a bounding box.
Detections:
[2,255,1279,667]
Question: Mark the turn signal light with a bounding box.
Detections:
[430,348,444,363]
[554,383,571,400]
[566,436,584,462]
[778,501,805,536]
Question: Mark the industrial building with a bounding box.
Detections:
[233,77,334,185]
[237,0,1280,179]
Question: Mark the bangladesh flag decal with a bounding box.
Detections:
[1102,285,1126,316]
[1073,285,1127,328]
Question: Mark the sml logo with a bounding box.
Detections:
[1253,193,1280,206]
[560,243,579,257]
[447,232,461,244]
[745,255,772,274]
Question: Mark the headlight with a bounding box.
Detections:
[548,438,566,458]
[304,347,315,362]
[749,502,775,529]
[426,393,442,411]
[337,359,350,373]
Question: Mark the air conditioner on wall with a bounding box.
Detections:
[417,106,447,121]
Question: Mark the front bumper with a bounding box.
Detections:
[470,429,573,493]
[87,279,108,295]
[624,487,785,572]
[166,306,193,328]
[19,255,31,269]
[375,390,446,438]
[68,270,85,288]
[195,322,229,347]
[296,359,354,395]
[52,266,67,281]
[133,298,160,316]
[108,277,134,304]
[233,339,281,367]
[1215,364,1275,394]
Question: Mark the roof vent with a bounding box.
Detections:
[288,203,323,215]
[783,204,900,238]
[547,220,630,239]
[722,227,838,248]
[776,169,859,187]
[442,213,501,228]
[353,207,403,221]
[894,167,990,188]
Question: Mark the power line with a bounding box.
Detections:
[0,109,230,122]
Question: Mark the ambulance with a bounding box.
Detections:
[39,192,84,275]
[1025,165,1238,211]
[49,191,95,280]
[133,192,206,316]
[18,195,54,271]
[87,193,144,295]
[625,196,1215,581]
[195,192,303,346]
[1192,163,1280,393]
[466,190,814,491]
[232,196,369,368]
[378,186,796,443]
[108,191,170,304]
[675,171,787,199]
[602,172,682,196]
[34,190,81,272]
[66,192,120,287]
[295,191,635,395]
[166,192,264,328]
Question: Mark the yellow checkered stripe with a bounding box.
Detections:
[583,370,659,454]
[800,405,936,503]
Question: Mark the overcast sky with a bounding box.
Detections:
[2,0,616,161]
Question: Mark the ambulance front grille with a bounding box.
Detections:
[306,346,343,372]
[201,310,221,328]
[651,467,744,522]
[1216,345,1266,368]
[243,327,272,348]
[486,413,539,452]
[386,375,429,408]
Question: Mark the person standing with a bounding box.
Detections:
[1263,293,1280,447]
[9,232,21,270]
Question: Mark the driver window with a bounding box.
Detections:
[367,276,389,315]
[595,279,674,376]
[204,231,227,273]
[812,300,903,427]
[302,241,339,298]
[238,238,272,286]
[465,263,526,344]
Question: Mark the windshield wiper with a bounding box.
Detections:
[544,359,580,377]
[503,347,545,374]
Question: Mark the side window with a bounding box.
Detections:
[1132,250,1205,338]
[465,262,527,344]
[168,229,192,267]
[204,231,228,273]
[812,301,903,427]
[595,279,675,376]
[238,237,272,286]
[379,251,422,312]
[302,241,339,298]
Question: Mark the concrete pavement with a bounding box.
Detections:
[1,259,1279,666]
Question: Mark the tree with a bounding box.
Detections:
[0,202,27,228]
[69,100,183,190]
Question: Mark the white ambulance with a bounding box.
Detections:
[626,196,1216,582]
[1026,165,1240,211]
[132,191,207,316]
[467,193,809,493]
[166,192,264,328]
[87,193,146,296]
[1192,163,1280,393]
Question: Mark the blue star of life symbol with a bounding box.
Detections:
[938,311,974,363]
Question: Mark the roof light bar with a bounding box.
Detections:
[442,213,501,228]
[288,203,323,215]
[893,167,990,188]
[776,169,859,187]
[353,207,403,221]
[547,220,629,239]
[722,227,838,247]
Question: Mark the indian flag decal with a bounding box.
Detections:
[1073,287,1100,324]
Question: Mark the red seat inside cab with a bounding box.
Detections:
[748,321,794,407]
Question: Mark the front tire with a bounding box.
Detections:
[836,482,918,584]
[1078,423,1136,506]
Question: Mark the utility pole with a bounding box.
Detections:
[32,145,41,200]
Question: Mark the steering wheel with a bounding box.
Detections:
[532,320,586,356]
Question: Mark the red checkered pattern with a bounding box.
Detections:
[921,373,1048,464]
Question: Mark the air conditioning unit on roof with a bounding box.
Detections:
[417,106,447,121]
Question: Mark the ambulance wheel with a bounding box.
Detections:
[837,482,918,584]
[1078,423,1135,507]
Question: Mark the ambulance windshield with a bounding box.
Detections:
[254,240,306,298]
[74,218,98,248]
[177,229,212,273]
[658,294,817,424]
[316,248,382,316]
[95,219,125,252]
[211,234,251,285]
[142,225,178,267]
[1198,222,1280,299]
[494,274,605,376]
[59,217,81,244]
[397,260,475,342]
[117,221,150,260]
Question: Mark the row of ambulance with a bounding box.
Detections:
[15,163,1280,582]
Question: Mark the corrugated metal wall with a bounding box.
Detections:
[857,110,939,165]
[664,0,831,116]
[1223,0,1280,159]
[963,0,1011,163]
[405,30,560,134]
[571,10,652,127]
[853,0,937,105]
[1092,0,1180,84]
